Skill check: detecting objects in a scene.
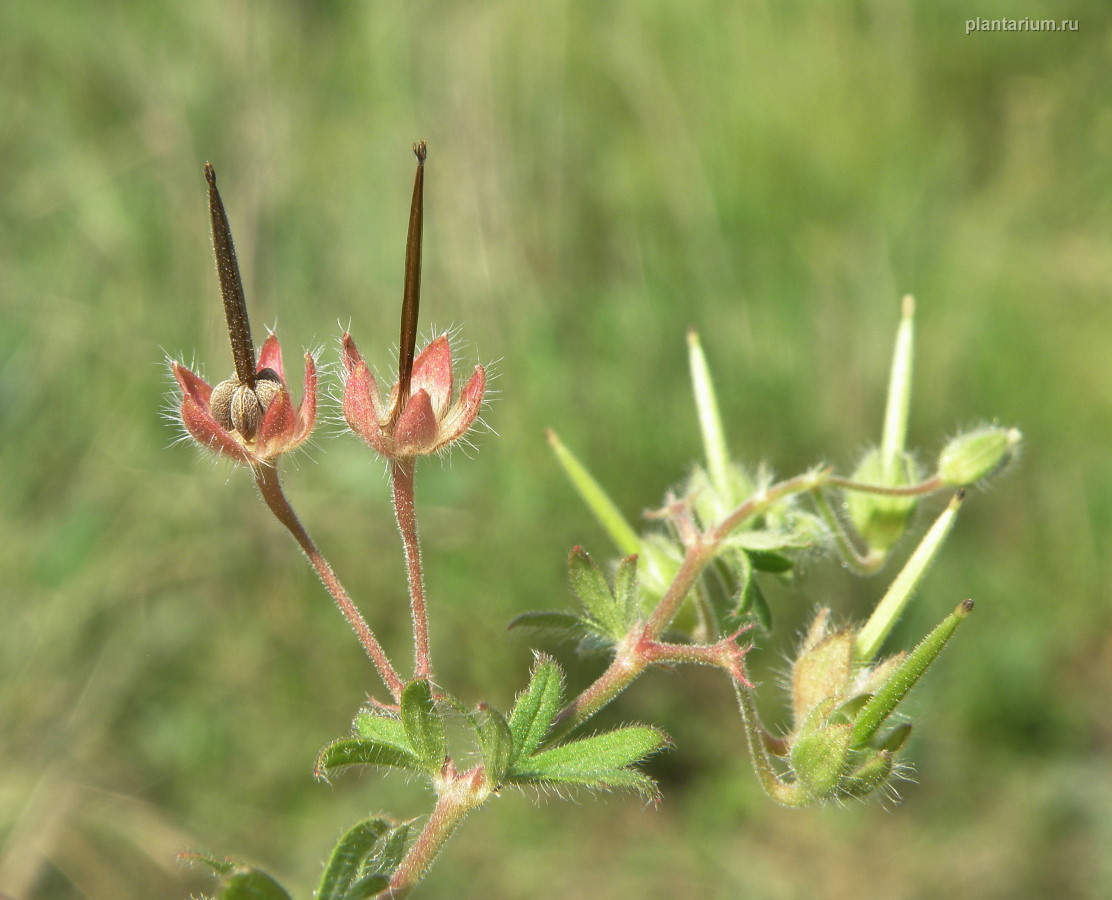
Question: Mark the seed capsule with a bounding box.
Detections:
[210,368,284,441]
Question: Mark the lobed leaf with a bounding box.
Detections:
[354,712,413,754]
[568,546,624,638]
[218,868,293,900]
[316,817,392,900]
[510,726,667,780]
[507,656,564,765]
[401,679,447,769]
[374,822,413,875]
[472,703,514,787]
[506,610,585,634]
[315,738,423,780]
[613,554,641,629]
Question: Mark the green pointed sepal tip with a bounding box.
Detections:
[546,429,640,555]
[851,599,974,747]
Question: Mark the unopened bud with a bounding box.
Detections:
[845,448,921,553]
[938,426,1021,486]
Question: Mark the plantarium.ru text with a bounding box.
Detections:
[168,146,1021,899]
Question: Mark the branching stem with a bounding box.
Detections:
[253,464,404,700]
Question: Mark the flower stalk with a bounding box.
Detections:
[254,465,405,701]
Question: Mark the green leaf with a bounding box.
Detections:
[401,679,447,768]
[512,726,667,778]
[568,546,624,638]
[315,738,423,780]
[510,765,661,799]
[790,722,852,800]
[348,873,391,897]
[506,610,585,634]
[508,726,668,798]
[316,817,392,900]
[472,703,514,786]
[508,656,564,764]
[219,868,293,900]
[613,554,641,627]
[852,600,973,746]
[547,429,640,555]
[747,578,773,632]
[746,549,793,573]
[354,712,413,754]
[837,749,894,799]
[374,822,413,875]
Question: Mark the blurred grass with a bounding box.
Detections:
[2,0,1111,897]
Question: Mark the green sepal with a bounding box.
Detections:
[837,749,894,799]
[877,722,912,754]
[791,628,853,722]
[401,679,447,769]
[217,868,293,900]
[506,610,585,634]
[845,448,920,554]
[315,738,423,780]
[790,720,852,800]
[508,726,668,799]
[568,546,626,639]
[507,655,564,765]
[851,600,973,746]
[471,703,514,787]
[354,712,413,755]
[316,817,392,900]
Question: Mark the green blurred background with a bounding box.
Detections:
[3,1,1110,897]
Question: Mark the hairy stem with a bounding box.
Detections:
[253,464,404,700]
[392,458,431,679]
[810,487,885,574]
[384,765,488,898]
[733,683,804,806]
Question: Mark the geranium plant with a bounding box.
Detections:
[169,144,1021,898]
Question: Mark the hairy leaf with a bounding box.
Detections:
[218,868,293,900]
[506,610,585,634]
[401,679,447,769]
[354,712,413,754]
[472,703,514,787]
[511,725,667,778]
[316,817,392,900]
[568,546,624,638]
[508,656,564,764]
[315,738,423,780]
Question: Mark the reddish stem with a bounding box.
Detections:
[253,464,404,700]
[392,458,431,679]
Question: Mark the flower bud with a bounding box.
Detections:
[845,448,921,553]
[938,426,1022,486]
